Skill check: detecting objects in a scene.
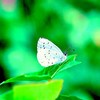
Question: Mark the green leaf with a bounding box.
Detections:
[13,80,63,100]
[56,95,82,100]
[57,54,81,73]
[58,90,93,100]
[43,54,81,78]
[0,90,13,100]
[0,54,80,86]
[0,71,51,86]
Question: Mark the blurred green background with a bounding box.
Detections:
[0,0,100,99]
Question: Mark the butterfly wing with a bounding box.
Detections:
[37,38,67,67]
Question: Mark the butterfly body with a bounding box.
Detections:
[37,38,67,67]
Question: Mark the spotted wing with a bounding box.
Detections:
[37,38,67,67]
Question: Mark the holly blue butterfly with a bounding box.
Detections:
[37,38,67,67]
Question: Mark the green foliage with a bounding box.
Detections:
[0,55,81,100]
[0,0,100,99]
[57,95,82,100]
[0,54,80,85]
[0,80,63,100]
[0,90,13,100]
[13,80,63,100]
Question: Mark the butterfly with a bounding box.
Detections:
[37,38,67,67]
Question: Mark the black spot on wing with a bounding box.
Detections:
[53,57,55,59]
[48,62,49,64]
[48,50,50,52]
[42,44,45,49]
[48,52,50,54]
[51,62,53,64]
[60,58,63,61]
[47,42,49,44]
[48,50,50,54]
[50,46,52,49]
[39,46,42,49]
[56,53,57,55]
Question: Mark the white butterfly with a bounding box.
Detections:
[37,38,67,67]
